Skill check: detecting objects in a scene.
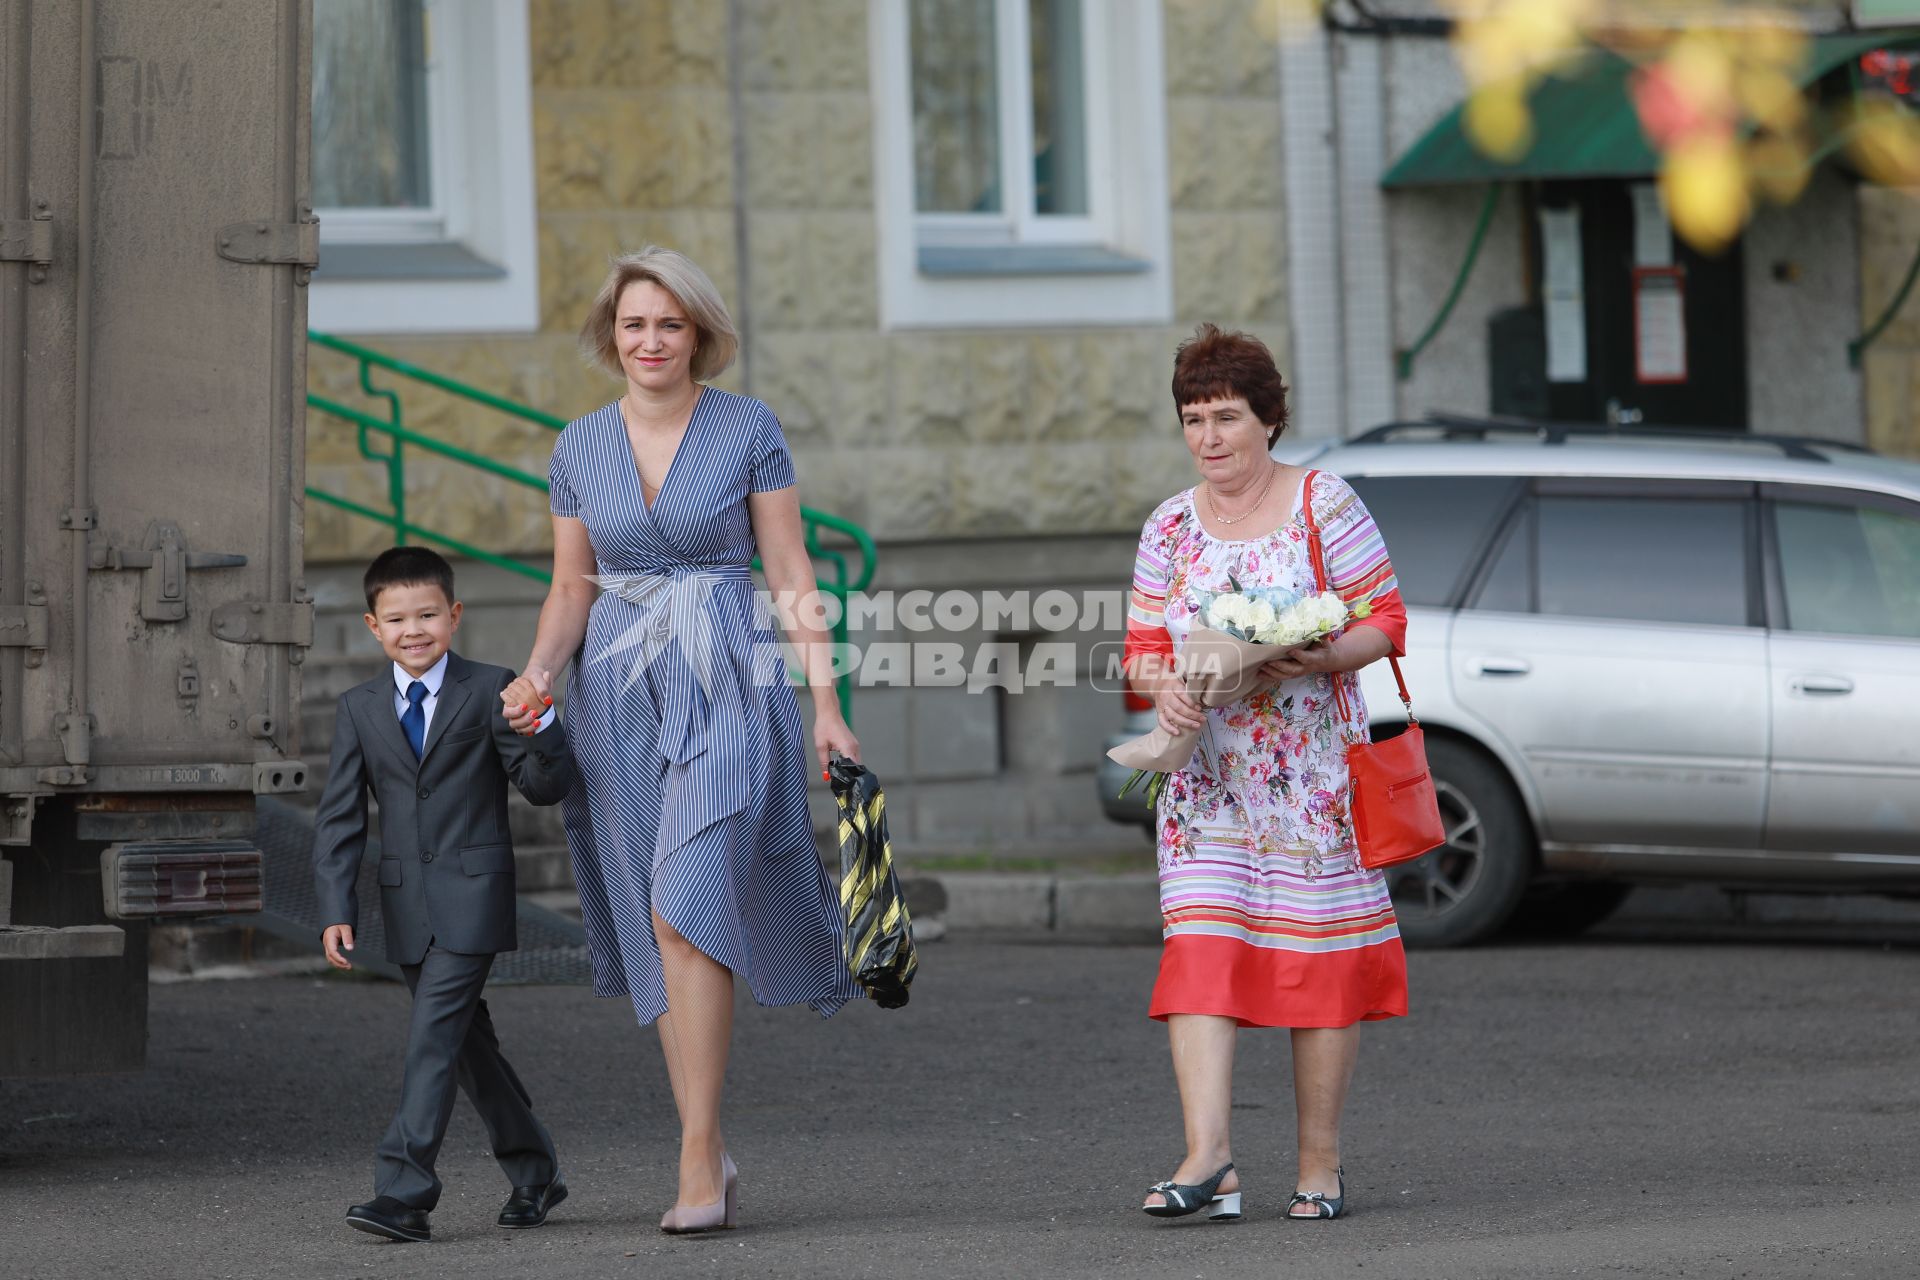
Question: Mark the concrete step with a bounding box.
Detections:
[896,875,1920,944]
[524,889,583,921]
[148,919,326,978]
[906,871,1161,938]
[299,653,380,705]
[515,843,574,893]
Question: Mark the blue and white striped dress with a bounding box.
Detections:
[548,387,861,1025]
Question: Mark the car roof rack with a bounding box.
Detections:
[1348,415,1873,463]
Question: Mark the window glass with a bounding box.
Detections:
[1774,500,1920,639]
[1029,0,1087,215]
[1536,496,1749,626]
[1343,476,1519,607]
[312,0,430,209]
[911,0,1002,214]
[1470,508,1533,613]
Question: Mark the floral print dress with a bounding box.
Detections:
[1124,471,1410,1028]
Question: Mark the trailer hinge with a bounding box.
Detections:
[210,600,313,647]
[0,217,52,268]
[217,210,319,275]
[2,200,54,283]
[0,605,48,663]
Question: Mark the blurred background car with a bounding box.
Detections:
[1100,419,1920,946]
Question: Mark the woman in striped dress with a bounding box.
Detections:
[1126,325,1408,1223]
[502,247,861,1233]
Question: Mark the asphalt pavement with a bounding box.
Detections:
[3,928,1918,1279]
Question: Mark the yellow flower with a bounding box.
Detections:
[1664,33,1738,126]
[1846,97,1920,188]
[1660,136,1749,255]
[1736,65,1804,134]
[1465,82,1534,161]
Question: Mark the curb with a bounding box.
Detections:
[150,876,1920,982]
[1603,884,1920,930]
[904,872,1163,940]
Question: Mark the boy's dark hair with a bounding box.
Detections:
[363,546,456,612]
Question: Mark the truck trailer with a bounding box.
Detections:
[1,0,313,1075]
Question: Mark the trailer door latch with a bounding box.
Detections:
[88,521,248,622]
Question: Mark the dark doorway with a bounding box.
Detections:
[1529,180,1748,429]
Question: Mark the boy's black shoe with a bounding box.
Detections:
[347,1196,431,1243]
[498,1176,568,1228]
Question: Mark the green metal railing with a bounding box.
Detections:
[304,330,877,719]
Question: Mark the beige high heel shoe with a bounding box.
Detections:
[660,1152,738,1234]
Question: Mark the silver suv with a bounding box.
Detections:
[1098,420,1920,947]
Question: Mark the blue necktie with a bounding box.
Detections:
[401,680,428,760]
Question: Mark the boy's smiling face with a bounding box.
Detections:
[364,582,462,679]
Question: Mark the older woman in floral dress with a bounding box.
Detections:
[1126,325,1409,1223]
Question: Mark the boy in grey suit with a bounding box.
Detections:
[313,547,574,1244]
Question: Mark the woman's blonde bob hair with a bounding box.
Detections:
[579,245,739,383]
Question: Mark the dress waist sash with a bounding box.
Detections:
[582,564,774,849]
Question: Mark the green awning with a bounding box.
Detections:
[1382,30,1920,188]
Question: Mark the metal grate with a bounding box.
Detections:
[238,797,591,985]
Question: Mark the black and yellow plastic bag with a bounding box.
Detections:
[827,755,917,1009]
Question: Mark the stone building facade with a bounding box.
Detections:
[304,0,1292,855]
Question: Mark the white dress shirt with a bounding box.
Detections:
[392,653,554,737]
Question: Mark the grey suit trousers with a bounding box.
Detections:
[373,945,557,1209]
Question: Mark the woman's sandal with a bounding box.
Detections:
[1142,1162,1242,1221]
[1286,1167,1345,1220]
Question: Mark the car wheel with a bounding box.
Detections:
[1506,882,1632,939]
[1385,738,1533,948]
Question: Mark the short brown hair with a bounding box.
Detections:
[579,245,739,383]
[1171,323,1290,444]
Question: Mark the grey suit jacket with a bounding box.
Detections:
[311,651,575,965]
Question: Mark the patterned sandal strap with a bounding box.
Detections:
[1288,1191,1333,1217]
[1149,1183,1190,1209]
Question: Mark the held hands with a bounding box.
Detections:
[500,667,554,736]
[323,924,355,971]
[813,709,859,778]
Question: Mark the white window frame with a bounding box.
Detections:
[309,0,539,334]
[312,0,451,248]
[910,0,1108,247]
[869,0,1172,329]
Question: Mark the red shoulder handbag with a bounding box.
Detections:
[1302,471,1446,870]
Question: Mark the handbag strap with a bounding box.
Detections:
[1300,470,1415,724]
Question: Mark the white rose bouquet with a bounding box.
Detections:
[1111,579,1371,803]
